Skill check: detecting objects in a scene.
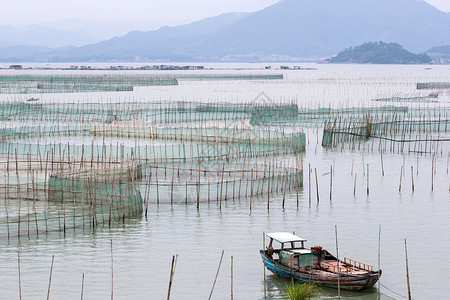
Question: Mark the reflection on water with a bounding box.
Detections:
[265,275,395,299]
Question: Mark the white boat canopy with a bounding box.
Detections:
[267,232,307,244]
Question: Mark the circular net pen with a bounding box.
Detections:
[136,158,303,207]
[0,165,143,239]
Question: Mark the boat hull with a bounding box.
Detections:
[260,250,380,291]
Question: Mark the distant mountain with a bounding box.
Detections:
[426,45,450,61]
[0,25,96,48]
[38,19,169,42]
[2,0,450,62]
[41,12,248,62]
[0,46,77,62]
[0,45,51,61]
[330,42,431,64]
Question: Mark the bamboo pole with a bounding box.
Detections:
[47,255,55,300]
[145,172,151,219]
[263,232,266,300]
[267,167,271,211]
[167,254,178,300]
[366,164,369,195]
[249,169,253,211]
[405,239,412,300]
[308,163,311,203]
[231,256,234,300]
[416,153,419,176]
[208,250,224,300]
[351,157,354,176]
[156,169,160,205]
[111,240,114,300]
[431,156,434,192]
[282,170,287,209]
[81,273,85,300]
[362,152,365,176]
[18,251,22,300]
[330,165,333,201]
[335,225,340,299]
[378,225,381,297]
[315,168,319,203]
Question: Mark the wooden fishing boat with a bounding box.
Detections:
[260,232,381,291]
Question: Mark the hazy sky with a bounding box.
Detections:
[3,0,450,27]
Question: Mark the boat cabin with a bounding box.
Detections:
[266,232,316,269]
[267,232,306,249]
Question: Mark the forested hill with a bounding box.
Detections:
[330,42,431,64]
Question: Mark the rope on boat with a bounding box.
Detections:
[380,282,407,298]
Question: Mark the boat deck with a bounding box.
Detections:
[320,261,369,275]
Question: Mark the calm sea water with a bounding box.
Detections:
[0,64,449,299]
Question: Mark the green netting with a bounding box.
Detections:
[417,82,450,90]
[0,75,178,94]
[0,99,308,239]
[90,123,306,152]
[373,93,439,103]
[0,137,304,165]
[175,74,283,81]
[0,100,414,128]
[135,160,302,205]
[322,117,450,153]
[250,104,299,125]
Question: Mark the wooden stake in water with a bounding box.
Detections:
[231,256,234,300]
[411,166,414,193]
[366,164,369,195]
[353,173,357,196]
[156,170,160,205]
[47,255,55,300]
[208,250,224,300]
[145,172,151,219]
[282,170,287,209]
[267,168,271,211]
[249,169,253,211]
[335,225,340,299]
[167,254,178,300]
[351,157,354,176]
[18,251,22,300]
[405,239,412,300]
[81,273,85,300]
[431,157,434,192]
[362,152,365,176]
[399,166,403,192]
[296,169,300,207]
[315,168,319,203]
[263,232,266,300]
[378,225,381,297]
[308,163,311,203]
[111,240,114,300]
[330,165,333,201]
